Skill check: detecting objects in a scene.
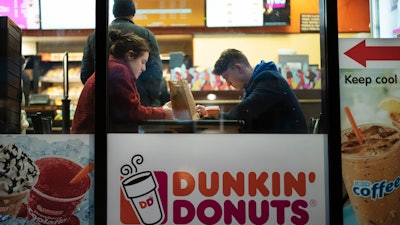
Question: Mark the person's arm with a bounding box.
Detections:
[80,33,95,84]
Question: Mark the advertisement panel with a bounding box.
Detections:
[339,38,400,225]
[108,134,328,225]
[0,135,94,225]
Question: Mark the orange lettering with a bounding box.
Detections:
[139,201,147,208]
[272,172,281,196]
[284,172,306,196]
[199,172,219,197]
[249,172,269,196]
[173,172,195,196]
[223,172,245,196]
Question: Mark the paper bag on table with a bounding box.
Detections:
[168,79,200,120]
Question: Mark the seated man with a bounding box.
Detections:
[212,48,308,133]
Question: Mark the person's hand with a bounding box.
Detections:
[196,105,206,118]
[162,101,174,120]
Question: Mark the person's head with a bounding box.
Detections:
[212,49,252,90]
[113,0,136,19]
[109,29,149,79]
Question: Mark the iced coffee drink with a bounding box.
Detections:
[341,124,400,225]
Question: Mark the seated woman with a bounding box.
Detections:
[71,29,174,133]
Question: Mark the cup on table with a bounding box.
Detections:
[205,106,220,119]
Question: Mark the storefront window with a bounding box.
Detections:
[1,0,353,224]
[103,0,339,225]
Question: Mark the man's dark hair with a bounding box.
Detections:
[213,49,249,75]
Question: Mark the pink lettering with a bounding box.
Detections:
[224,200,246,224]
[271,200,291,224]
[146,197,153,206]
[249,200,270,224]
[291,200,309,225]
[173,200,195,224]
[197,200,222,224]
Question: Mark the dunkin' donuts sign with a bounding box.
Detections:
[109,135,328,225]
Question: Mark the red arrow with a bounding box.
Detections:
[344,40,400,67]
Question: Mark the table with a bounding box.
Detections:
[138,119,244,133]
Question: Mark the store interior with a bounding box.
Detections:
[1,0,376,133]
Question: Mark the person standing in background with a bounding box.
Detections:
[211,49,307,133]
[80,0,169,107]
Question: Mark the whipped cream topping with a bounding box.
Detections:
[0,144,39,195]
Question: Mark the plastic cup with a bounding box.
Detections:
[121,171,163,225]
[27,157,91,225]
[205,106,220,119]
[341,124,400,225]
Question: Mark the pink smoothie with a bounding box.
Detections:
[34,157,90,198]
[27,157,90,225]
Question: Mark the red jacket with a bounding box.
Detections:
[71,57,165,133]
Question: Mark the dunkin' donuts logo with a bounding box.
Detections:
[120,154,317,225]
[120,155,166,225]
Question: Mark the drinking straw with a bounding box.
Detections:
[344,106,364,144]
[70,162,94,184]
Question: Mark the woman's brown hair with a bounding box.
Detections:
[108,29,149,59]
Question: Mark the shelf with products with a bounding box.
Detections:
[24,53,83,129]
[39,63,83,105]
[34,52,83,105]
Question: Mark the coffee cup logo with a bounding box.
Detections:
[121,155,164,225]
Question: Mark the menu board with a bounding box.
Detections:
[0,0,40,30]
[206,0,290,27]
[118,0,205,27]
[40,0,95,29]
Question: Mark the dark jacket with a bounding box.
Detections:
[80,18,166,106]
[221,61,308,133]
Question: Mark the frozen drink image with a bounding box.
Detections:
[379,97,400,129]
[0,144,39,218]
[341,123,400,225]
[121,171,163,225]
[27,157,91,225]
